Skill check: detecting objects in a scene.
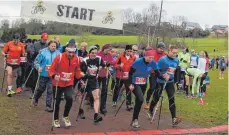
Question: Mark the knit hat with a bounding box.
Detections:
[157,42,166,49]
[125,45,132,50]
[88,46,98,53]
[67,39,78,47]
[102,44,112,51]
[145,50,154,57]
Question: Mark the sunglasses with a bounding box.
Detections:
[68,51,75,54]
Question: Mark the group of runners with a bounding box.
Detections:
[1,32,225,129]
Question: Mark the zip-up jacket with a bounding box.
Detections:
[114,53,136,80]
[34,47,60,77]
[48,52,82,87]
[178,52,190,70]
[97,51,115,77]
[3,41,25,65]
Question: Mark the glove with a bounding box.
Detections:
[180,58,183,62]
[106,62,111,67]
[129,84,134,92]
[183,60,187,63]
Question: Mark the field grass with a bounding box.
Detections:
[28,35,228,57]
[161,69,228,127]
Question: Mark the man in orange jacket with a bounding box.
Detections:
[112,45,136,110]
[2,33,25,97]
[48,42,84,128]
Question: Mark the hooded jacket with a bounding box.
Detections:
[48,52,82,87]
[34,47,60,77]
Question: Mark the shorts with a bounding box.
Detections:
[82,79,99,93]
[6,64,20,70]
[220,68,225,72]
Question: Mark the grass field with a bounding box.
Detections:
[29,35,228,57]
[0,36,228,134]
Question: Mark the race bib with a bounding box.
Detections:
[223,63,226,67]
[88,69,97,76]
[10,59,19,65]
[167,67,176,75]
[123,72,129,79]
[20,57,27,63]
[135,77,146,84]
[46,65,51,71]
[60,72,72,81]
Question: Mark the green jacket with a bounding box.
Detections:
[178,52,190,69]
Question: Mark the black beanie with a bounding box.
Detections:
[125,44,132,50]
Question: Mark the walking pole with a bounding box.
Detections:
[114,90,131,117]
[22,68,34,90]
[150,82,167,123]
[76,79,88,121]
[51,83,58,131]
[1,65,7,92]
[30,73,40,106]
[157,95,164,129]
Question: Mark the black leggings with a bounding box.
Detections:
[112,78,131,105]
[53,86,74,120]
[146,73,157,103]
[132,84,147,120]
[149,82,176,119]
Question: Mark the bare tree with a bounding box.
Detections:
[1,19,10,30]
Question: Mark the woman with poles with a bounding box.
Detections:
[1,33,25,96]
[79,45,107,124]
[112,45,136,110]
[32,40,60,112]
[127,49,157,128]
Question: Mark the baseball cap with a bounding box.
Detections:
[41,32,48,40]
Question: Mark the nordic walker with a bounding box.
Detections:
[112,45,136,110]
[80,46,106,124]
[48,42,83,128]
[148,45,181,126]
[128,49,157,128]
[144,42,166,109]
[2,33,25,96]
[32,40,60,112]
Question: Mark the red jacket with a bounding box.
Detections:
[114,53,136,80]
[48,52,82,87]
[97,51,115,77]
[152,50,167,62]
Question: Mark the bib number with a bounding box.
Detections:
[46,65,51,71]
[167,67,176,75]
[10,59,18,65]
[135,77,146,84]
[181,67,186,71]
[60,72,72,81]
[88,69,97,76]
[20,57,27,63]
[123,72,129,79]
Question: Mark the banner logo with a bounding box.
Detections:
[31,0,46,15]
[102,11,115,24]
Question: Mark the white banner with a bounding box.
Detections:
[20,0,123,30]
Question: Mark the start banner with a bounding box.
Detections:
[20,0,123,30]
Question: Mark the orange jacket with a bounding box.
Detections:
[3,41,25,65]
[114,53,136,80]
[48,52,82,87]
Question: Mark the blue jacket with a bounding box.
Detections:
[220,59,226,69]
[57,43,63,53]
[34,48,60,77]
[131,58,157,84]
[157,55,179,83]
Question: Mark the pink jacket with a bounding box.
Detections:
[97,51,115,77]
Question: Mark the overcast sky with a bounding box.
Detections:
[0,0,228,29]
